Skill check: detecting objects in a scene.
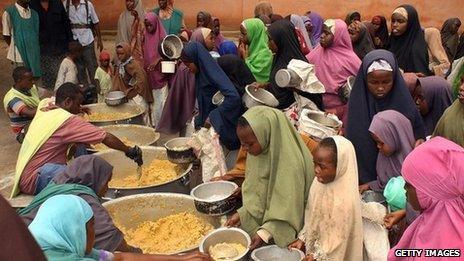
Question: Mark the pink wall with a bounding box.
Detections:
[1,0,463,31]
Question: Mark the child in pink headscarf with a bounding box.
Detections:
[389,137,464,260]
[143,12,168,127]
[306,19,361,124]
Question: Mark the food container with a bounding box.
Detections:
[199,227,251,261]
[251,245,305,261]
[191,181,238,216]
[164,137,196,164]
[103,193,221,254]
[212,91,225,106]
[275,68,302,88]
[83,103,144,126]
[362,190,386,204]
[339,75,355,103]
[161,61,176,73]
[242,85,279,109]
[298,109,342,140]
[94,146,193,198]
[104,91,126,106]
[160,34,183,60]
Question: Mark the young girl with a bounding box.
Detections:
[359,110,415,193]
[289,136,363,261]
[94,51,113,103]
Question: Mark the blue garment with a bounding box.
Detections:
[218,41,238,56]
[183,42,242,150]
[34,163,67,195]
[28,194,97,260]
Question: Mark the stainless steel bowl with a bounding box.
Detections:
[161,34,183,60]
[165,137,196,164]
[103,193,221,254]
[307,111,342,129]
[275,68,302,88]
[251,245,305,261]
[212,91,225,106]
[94,146,193,198]
[242,85,279,109]
[105,91,126,106]
[199,227,251,261]
[83,103,144,126]
[191,181,238,216]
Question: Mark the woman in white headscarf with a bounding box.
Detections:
[115,0,145,64]
[289,136,363,261]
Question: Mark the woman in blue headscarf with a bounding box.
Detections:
[181,41,243,150]
[28,194,99,260]
[28,194,212,261]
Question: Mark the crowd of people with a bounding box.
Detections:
[2,0,464,260]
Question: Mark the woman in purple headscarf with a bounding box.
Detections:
[413,76,452,136]
[359,110,415,193]
[305,11,323,47]
[143,12,168,127]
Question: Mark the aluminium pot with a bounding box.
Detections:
[94,146,193,198]
[102,193,221,254]
[83,103,144,126]
[164,137,196,164]
[190,181,238,216]
[242,85,279,109]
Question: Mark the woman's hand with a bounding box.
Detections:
[384,209,406,229]
[147,59,162,72]
[414,139,425,148]
[358,183,370,194]
[225,212,240,227]
[303,254,315,261]
[249,234,264,250]
[249,82,268,90]
[210,174,235,182]
[238,43,248,60]
[288,239,305,252]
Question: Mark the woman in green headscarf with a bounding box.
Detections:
[225,106,314,250]
[433,73,464,147]
[239,18,273,83]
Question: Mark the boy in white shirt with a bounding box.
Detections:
[55,41,82,91]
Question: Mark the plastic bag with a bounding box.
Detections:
[188,127,227,182]
[361,201,390,261]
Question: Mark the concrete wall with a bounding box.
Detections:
[1,0,463,31]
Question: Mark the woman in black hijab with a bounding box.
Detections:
[217,54,256,97]
[388,5,431,75]
[346,50,425,184]
[267,19,323,110]
[441,18,461,62]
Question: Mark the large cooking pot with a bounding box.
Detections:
[103,193,221,254]
[95,146,193,198]
[83,103,144,126]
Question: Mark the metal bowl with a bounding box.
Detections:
[242,85,279,109]
[165,137,196,164]
[362,190,386,204]
[88,124,160,153]
[103,193,221,254]
[275,68,302,88]
[307,111,342,129]
[251,245,305,261]
[94,146,192,198]
[199,227,251,261]
[212,91,225,106]
[83,103,144,126]
[105,91,126,106]
[191,181,238,216]
[160,34,183,60]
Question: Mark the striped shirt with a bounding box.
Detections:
[6,97,33,134]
